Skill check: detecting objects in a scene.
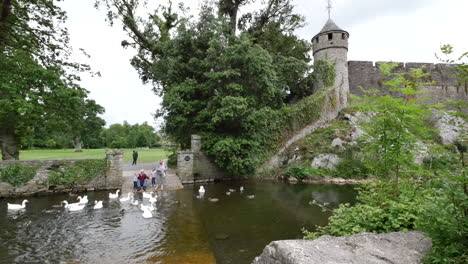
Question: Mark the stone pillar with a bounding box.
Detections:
[177,151,194,183]
[106,149,124,188]
[191,135,202,152]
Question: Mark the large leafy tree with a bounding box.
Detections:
[97,0,325,174]
[0,0,98,159]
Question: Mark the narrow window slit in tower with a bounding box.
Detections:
[342,33,345,40]
[328,33,333,40]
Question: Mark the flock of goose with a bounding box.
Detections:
[197,185,255,201]
[6,189,159,219]
[6,185,255,217]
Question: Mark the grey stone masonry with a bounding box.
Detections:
[313,18,349,111]
[0,150,123,198]
[105,149,124,188]
[348,61,467,111]
[176,135,227,183]
[177,151,194,183]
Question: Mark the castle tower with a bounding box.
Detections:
[312,19,349,110]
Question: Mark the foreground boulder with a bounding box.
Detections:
[252,231,431,264]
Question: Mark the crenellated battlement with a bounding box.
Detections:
[348,60,467,106]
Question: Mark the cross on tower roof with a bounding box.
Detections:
[327,0,332,19]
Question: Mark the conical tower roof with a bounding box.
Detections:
[319,18,345,34]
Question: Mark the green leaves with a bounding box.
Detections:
[0,163,38,187]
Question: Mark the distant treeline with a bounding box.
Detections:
[21,121,161,150]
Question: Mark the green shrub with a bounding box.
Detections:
[48,159,108,187]
[204,88,331,176]
[284,166,309,180]
[0,163,39,186]
[333,158,369,179]
[304,177,468,264]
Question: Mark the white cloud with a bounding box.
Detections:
[60,0,468,127]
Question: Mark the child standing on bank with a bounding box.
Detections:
[150,167,157,188]
[156,160,167,191]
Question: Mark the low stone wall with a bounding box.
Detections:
[252,231,432,264]
[0,150,123,198]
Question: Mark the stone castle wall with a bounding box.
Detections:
[348,61,467,106]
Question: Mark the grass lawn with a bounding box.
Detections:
[18,148,170,163]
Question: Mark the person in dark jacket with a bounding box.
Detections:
[132,150,138,165]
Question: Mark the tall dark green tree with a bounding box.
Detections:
[0,0,97,159]
[97,0,328,174]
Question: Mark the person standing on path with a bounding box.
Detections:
[150,167,157,188]
[156,160,167,191]
[132,150,138,165]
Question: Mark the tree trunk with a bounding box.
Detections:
[74,136,82,152]
[0,0,13,48]
[0,126,19,160]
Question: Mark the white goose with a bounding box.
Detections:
[198,186,205,194]
[131,199,139,206]
[119,193,132,202]
[93,200,103,209]
[142,192,153,199]
[142,208,153,218]
[247,195,255,199]
[62,200,85,211]
[240,186,244,192]
[149,195,157,203]
[109,189,120,199]
[140,202,156,212]
[77,195,88,204]
[7,200,28,210]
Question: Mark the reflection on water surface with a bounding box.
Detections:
[0,181,356,264]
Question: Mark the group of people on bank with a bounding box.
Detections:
[133,160,167,191]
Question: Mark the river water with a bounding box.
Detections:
[0,181,356,264]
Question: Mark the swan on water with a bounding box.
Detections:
[247,195,255,199]
[7,200,28,210]
[119,193,132,202]
[77,195,88,204]
[62,200,85,211]
[208,198,219,202]
[93,200,103,209]
[109,189,120,199]
[228,188,235,192]
[198,186,205,194]
[142,208,153,218]
[142,192,154,199]
[226,191,231,195]
[140,202,155,212]
[149,195,157,203]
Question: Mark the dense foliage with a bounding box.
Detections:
[21,121,161,150]
[96,0,335,175]
[0,0,105,159]
[101,121,161,149]
[0,163,39,186]
[304,57,467,263]
[356,63,433,180]
[48,159,108,187]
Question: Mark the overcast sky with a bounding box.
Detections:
[59,0,468,128]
